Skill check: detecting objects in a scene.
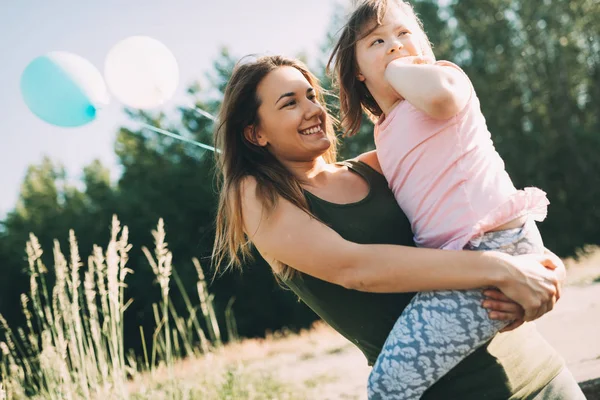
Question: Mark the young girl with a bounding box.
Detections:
[329,1,553,399]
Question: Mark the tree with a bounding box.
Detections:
[0,157,96,326]
[442,0,600,254]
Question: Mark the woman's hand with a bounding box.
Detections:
[489,251,565,322]
[482,289,525,332]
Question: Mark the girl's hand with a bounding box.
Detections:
[490,251,564,322]
[482,289,525,332]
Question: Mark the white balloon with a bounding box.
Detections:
[104,36,179,109]
[49,51,110,108]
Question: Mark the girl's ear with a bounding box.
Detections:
[244,125,268,147]
[357,72,366,82]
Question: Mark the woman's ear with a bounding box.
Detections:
[244,125,268,147]
[357,72,365,82]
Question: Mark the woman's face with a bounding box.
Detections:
[249,66,331,162]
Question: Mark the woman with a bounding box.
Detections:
[212,55,582,399]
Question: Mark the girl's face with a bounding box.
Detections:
[248,66,331,162]
[355,3,423,104]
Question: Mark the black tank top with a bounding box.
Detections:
[281,160,563,399]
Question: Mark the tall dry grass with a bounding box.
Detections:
[0,216,293,399]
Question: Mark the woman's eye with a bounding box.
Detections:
[308,94,317,101]
[399,31,409,36]
[284,100,296,107]
[370,38,383,46]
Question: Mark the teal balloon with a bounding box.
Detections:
[20,52,109,127]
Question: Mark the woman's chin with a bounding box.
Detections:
[312,137,332,156]
[297,135,331,159]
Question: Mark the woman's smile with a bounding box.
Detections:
[299,123,325,136]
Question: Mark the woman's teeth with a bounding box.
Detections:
[300,126,322,135]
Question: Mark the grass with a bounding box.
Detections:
[0,216,298,399]
[303,374,339,389]
[1,216,598,399]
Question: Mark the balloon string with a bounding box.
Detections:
[191,106,217,122]
[139,123,220,153]
[137,105,219,152]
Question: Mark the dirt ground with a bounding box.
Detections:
[253,262,600,399]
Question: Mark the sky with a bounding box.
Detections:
[0,0,340,217]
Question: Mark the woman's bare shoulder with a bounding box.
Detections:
[351,150,383,174]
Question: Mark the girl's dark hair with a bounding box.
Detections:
[328,0,434,136]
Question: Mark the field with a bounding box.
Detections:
[1,220,598,399]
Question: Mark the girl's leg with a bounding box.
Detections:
[368,220,545,400]
[368,288,507,399]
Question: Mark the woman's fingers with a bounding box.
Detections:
[545,251,563,303]
[500,319,525,332]
[526,292,557,321]
[523,300,543,321]
[483,289,512,302]
[496,252,562,321]
[488,311,519,321]
[520,293,545,321]
[540,250,567,287]
[483,288,558,317]
[537,252,558,270]
[483,299,522,313]
[529,305,545,321]
[482,289,527,331]
[542,248,565,271]
[536,284,558,320]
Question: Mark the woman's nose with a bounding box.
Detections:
[304,99,323,120]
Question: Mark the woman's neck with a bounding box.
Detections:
[282,156,336,187]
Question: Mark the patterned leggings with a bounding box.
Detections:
[368,220,545,400]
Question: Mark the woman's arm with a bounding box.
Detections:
[241,176,561,321]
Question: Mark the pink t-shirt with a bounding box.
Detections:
[374,61,548,250]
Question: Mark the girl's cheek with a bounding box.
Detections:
[356,50,367,64]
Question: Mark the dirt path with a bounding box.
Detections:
[536,283,600,383]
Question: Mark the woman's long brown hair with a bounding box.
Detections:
[212,55,338,280]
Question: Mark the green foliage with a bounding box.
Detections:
[0,218,300,399]
[422,0,600,255]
